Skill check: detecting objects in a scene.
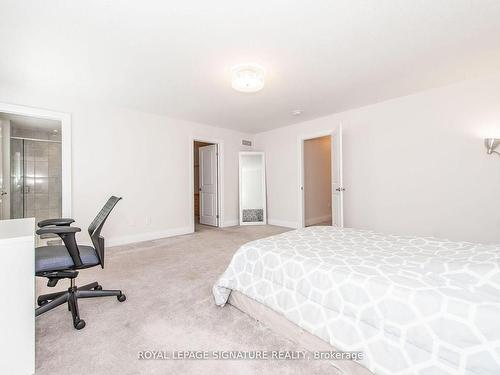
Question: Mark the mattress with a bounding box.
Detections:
[213,226,500,375]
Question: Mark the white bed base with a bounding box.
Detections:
[228,290,373,375]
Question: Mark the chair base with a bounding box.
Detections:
[35,281,126,330]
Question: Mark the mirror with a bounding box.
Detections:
[239,152,266,225]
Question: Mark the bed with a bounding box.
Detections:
[213,226,500,375]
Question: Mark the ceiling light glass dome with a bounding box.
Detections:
[231,64,265,93]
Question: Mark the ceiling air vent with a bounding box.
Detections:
[242,139,252,146]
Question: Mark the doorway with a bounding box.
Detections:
[0,113,62,223]
[298,126,344,228]
[0,103,72,225]
[193,140,219,230]
[303,136,332,226]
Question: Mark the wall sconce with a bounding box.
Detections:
[485,138,500,156]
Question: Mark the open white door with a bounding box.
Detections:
[332,126,344,227]
[199,144,218,226]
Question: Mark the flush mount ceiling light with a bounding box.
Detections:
[231,64,265,93]
[291,110,303,116]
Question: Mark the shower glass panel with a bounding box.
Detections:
[10,138,61,222]
[10,138,24,218]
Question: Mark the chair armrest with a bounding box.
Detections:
[36,226,81,236]
[36,226,84,268]
[37,218,75,228]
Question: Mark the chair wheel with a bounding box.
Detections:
[94,285,103,290]
[74,319,86,330]
[117,294,126,302]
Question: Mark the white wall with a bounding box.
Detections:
[255,73,500,243]
[0,84,252,245]
[304,136,332,226]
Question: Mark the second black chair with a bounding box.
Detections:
[35,196,125,330]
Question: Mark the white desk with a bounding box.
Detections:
[0,218,35,375]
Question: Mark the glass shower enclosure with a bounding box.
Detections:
[10,137,62,222]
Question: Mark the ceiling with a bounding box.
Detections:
[1,1,500,133]
[0,113,61,131]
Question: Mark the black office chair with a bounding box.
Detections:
[35,196,125,330]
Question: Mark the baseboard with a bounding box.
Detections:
[222,219,239,228]
[107,226,193,247]
[267,219,298,229]
[305,214,332,227]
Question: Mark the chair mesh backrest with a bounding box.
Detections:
[88,196,121,264]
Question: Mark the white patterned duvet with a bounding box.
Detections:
[213,227,500,375]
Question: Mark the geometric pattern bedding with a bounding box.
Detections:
[213,227,500,375]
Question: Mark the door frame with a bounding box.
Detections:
[297,125,342,229]
[0,119,11,219]
[189,137,223,232]
[0,102,72,219]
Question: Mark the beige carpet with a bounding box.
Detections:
[35,224,337,375]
